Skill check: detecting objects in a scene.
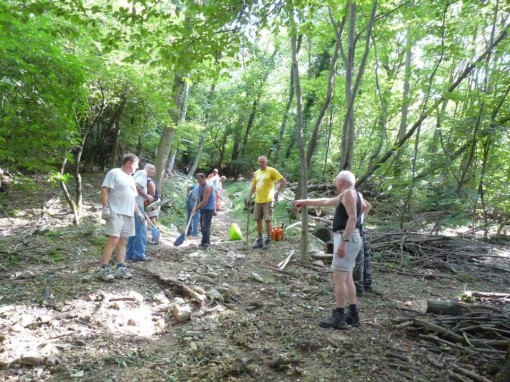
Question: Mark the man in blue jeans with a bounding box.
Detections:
[186,182,201,237]
[191,173,216,249]
[126,164,156,262]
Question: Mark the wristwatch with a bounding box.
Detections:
[342,237,350,242]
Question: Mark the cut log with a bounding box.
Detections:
[422,300,502,315]
[468,291,510,299]
[154,275,206,305]
[313,226,332,243]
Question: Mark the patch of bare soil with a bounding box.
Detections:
[0,174,509,382]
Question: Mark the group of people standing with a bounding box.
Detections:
[98,154,231,283]
[97,153,373,330]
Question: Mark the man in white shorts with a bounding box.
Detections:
[294,170,370,329]
[99,154,144,281]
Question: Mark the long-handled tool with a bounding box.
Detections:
[174,200,198,247]
[245,201,251,245]
[146,216,161,244]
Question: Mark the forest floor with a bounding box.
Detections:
[0,174,509,382]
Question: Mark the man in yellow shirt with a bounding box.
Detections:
[248,156,286,249]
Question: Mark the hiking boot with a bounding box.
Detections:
[356,289,364,297]
[114,266,133,279]
[263,238,271,250]
[345,310,360,327]
[319,310,347,330]
[364,285,374,293]
[99,266,114,281]
[252,238,264,249]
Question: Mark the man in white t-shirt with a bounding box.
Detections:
[126,164,156,262]
[99,154,145,281]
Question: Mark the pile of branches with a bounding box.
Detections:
[369,231,508,280]
[391,298,510,382]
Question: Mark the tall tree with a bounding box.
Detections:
[339,0,377,171]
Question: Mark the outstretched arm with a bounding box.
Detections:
[294,194,341,209]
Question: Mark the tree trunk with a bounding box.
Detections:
[154,126,175,189]
[59,155,80,226]
[393,13,413,176]
[154,75,190,190]
[234,96,260,180]
[234,47,277,179]
[167,149,177,175]
[322,107,334,178]
[189,81,217,178]
[339,0,377,171]
[269,54,296,165]
[305,15,341,169]
[292,32,309,266]
[368,40,387,169]
[108,92,129,169]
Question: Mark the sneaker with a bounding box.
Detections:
[114,266,133,279]
[345,310,360,327]
[252,239,264,249]
[99,266,114,281]
[199,243,210,249]
[263,238,271,250]
[319,310,347,330]
[132,256,152,262]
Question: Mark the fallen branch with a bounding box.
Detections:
[278,250,295,271]
[451,363,493,382]
[414,318,510,350]
[26,310,78,328]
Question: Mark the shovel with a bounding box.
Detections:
[174,200,198,247]
[146,215,160,244]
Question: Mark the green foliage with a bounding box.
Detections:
[0,2,87,171]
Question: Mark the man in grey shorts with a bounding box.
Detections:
[294,170,370,329]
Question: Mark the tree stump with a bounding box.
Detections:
[313,225,333,254]
[495,344,510,382]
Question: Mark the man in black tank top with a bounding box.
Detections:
[294,170,370,329]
